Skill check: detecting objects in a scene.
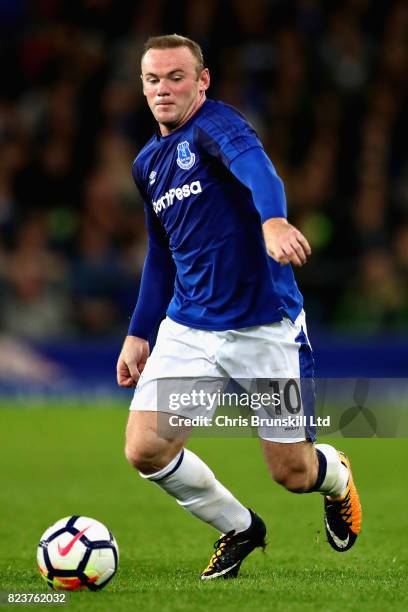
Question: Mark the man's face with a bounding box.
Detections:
[141,46,210,134]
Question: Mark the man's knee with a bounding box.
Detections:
[262,441,318,493]
[125,441,162,474]
[125,411,166,473]
[271,459,314,493]
[125,413,185,475]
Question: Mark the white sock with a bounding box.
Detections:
[139,448,252,534]
[315,443,349,497]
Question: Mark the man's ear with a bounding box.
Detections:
[200,68,210,92]
[140,74,147,96]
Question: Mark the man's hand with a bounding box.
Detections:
[116,335,150,387]
[262,217,311,266]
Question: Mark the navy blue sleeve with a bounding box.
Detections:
[195,102,287,220]
[229,147,287,221]
[128,166,175,340]
[195,103,263,167]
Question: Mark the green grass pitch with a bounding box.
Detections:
[0,402,407,611]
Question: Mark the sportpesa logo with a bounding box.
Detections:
[152,181,202,214]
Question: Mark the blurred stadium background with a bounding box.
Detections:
[0,0,407,395]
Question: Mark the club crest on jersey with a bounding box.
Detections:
[176,141,196,170]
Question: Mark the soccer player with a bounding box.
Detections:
[118,34,362,579]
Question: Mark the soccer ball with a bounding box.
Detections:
[37,516,119,591]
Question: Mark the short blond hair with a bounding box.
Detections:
[141,34,205,76]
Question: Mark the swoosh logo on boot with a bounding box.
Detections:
[325,519,349,549]
[58,526,91,556]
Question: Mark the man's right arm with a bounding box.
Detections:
[117,201,176,387]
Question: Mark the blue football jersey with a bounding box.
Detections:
[132,98,303,331]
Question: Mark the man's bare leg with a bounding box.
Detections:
[125,410,252,533]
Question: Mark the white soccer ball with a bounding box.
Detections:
[37,516,119,591]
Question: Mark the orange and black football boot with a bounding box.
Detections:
[324,452,362,552]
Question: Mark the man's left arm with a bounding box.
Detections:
[230,147,311,266]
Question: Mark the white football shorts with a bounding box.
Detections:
[130,310,316,443]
